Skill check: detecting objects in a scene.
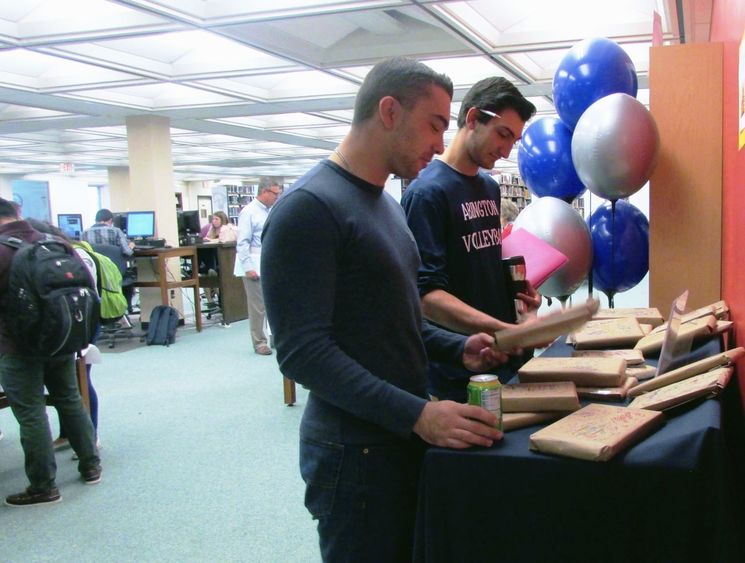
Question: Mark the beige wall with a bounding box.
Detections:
[649,43,723,312]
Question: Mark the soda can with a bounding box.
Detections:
[467,374,502,430]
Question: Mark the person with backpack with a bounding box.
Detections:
[0,199,102,507]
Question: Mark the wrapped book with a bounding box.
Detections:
[627,347,744,398]
[576,377,639,401]
[634,315,717,355]
[518,356,626,387]
[529,403,664,462]
[572,317,646,349]
[628,367,733,411]
[626,364,656,381]
[649,300,729,336]
[501,381,580,413]
[503,411,564,432]
[573,349,645,365]
[492,298,599,352]
[593,307,664,328]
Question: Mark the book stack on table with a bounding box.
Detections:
[501,381,580,431]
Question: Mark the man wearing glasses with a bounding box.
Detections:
[401,77,542,402]
[234,179,282,355]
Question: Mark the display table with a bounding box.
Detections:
[133,246,202,332]
[414,337,744,563]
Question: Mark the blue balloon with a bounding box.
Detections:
[588,200,649,296]
[553,37,638,130]
[517,117,585,202]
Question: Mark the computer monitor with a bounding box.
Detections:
[112,212,127,233]
[126,211,155,239]
[181,210,201,235]
[57,213,83,240]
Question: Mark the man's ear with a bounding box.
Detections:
[465,106,481,131]
[379,96,402,129]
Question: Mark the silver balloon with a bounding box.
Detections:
[571,93,660,200]
[513,197,592,298]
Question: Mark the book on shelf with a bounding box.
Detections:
[571,317,646,349]
[576,377,639,401]
[628,367,733,411]
[501,228,569,289]
[518,356,626,387]
[529,403,664,462]
[501,382,581,413]
[634,315,718,355]
[627,347,744,398]
[593,308,664,328]
[572,349,645,365]
[503,411,564,432]
[493,298,599,352]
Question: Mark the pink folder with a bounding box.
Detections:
[502,228,569,289]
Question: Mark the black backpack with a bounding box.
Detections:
[146,305,179,346]
[1,234,100,357]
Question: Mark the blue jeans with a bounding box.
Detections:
[0,352,100,492]
[300,437,426,563]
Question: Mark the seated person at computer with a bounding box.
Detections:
[199,216,212,238]
[83,208,134,256]
[204,211,238,243]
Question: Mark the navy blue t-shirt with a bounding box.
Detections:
[402,159,522,401]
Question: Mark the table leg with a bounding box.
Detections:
[76,356,90,414]
[283,377,296,406]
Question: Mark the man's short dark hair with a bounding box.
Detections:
[457,77,536,128]
[0,198,19,220]
[352,57,454,125]
[95,208,114,222]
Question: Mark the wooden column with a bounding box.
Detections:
[648,43,723,312]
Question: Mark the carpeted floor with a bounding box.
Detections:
[0,319,320,562]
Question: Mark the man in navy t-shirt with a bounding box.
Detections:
[402,77,541,402]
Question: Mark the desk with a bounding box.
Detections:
[414,338,744,563]
[133,246,202,332]
[195,242,247,324]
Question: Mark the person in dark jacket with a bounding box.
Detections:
[0,198,101,507]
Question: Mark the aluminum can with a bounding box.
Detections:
[467,374,502,430]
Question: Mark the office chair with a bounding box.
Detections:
[91,243,136,348]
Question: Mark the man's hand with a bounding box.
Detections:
[463,332,509,372]
[128,241,135,249]
[516,280,541,313]
[413,401,503,449]
[245,270,259,281]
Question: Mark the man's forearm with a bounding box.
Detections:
[421,289,514,335]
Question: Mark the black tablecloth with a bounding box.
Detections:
[414,337,745,563]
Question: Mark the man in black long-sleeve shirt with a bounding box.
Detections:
[262,58,507,563]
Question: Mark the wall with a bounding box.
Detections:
[648,43,723,312]
[22,174,100,228]
[711,0,745,403]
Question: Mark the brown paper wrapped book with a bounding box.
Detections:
[492,298,599,352]
[626,364,656,381]
[573,349,645,365]
[502,382,581,413]
[627,347,744,398]
[572,317,646,349]
[628,367,733,411]
[593,307,664,328]
[576,377,639,401]
[503,412,564,432]
[634,315,718,356]
[529,403,664,462]
[518,356,626,387]
[649,301,729,336]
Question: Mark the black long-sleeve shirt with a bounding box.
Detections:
[261,160,465,445]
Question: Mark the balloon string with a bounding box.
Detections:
[587,191,593,298]
[610,199,616,309]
